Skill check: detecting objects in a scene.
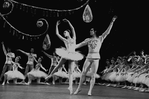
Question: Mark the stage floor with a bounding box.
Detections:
[0,84,149,99]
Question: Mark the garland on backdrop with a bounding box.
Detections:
[0,0,92,46]
[1,0,90,17]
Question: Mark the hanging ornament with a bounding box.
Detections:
[42,34,51,50]
[3,1,11,8]
[82,4,93,23]
[36,20,43,28]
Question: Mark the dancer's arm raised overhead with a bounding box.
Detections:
[2,42,7,55]
[101,16,117,40]
[63,19,76,40]
[56,20,67,42]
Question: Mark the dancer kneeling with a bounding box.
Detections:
[2,56,25,85]
[27,57,48,85]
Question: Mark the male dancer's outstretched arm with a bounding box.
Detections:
[101,16,117,40]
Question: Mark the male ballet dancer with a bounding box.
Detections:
[74,16,117,95]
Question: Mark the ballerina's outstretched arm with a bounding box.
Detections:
[101,16,117,40]
[2,42,7,55]
[17,49,29,56]
[42,51,53,59]
[39,64,47,72]
[16,63,24,69]
[63,19,76,40]
[56,20,67,42]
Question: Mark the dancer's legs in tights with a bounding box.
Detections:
[46,58,67,79]
[74,59,93,94]
[68,61,76,94]
[88,60,99,95]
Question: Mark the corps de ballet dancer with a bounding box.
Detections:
[2,56,25,85]
[26,56,48,85]
[17,48,37,83]
[74,16,117,96]
[46,19,84,94]
[0,42,15,81]
[42,51,61,84]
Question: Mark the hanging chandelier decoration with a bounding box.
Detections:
[82,4,93,23]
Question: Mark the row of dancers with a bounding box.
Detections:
[0,16,117,96]
[101,51,149,92]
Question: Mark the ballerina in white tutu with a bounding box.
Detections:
[27,57,48,85]
[17,48,37,81]
[2,56,24,85]
[46,19,84,94]
[74,16,117,96]
[0,42,15,81]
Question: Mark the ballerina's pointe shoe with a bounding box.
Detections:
[68,87,73,95]
[87,92,92,96]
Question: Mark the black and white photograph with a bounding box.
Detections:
[0,0,149,99]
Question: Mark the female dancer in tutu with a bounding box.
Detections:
[2,56,25,85]
[0,42,15,81]
[27,56,48,85]
[17,48,37,82]
[74,16,117,96]
[46,19,84,94]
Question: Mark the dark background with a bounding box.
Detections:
[0,0,149,77]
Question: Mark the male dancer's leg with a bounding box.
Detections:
[88,59,99,96]
[46,58,67,79]
[74,59,92,94]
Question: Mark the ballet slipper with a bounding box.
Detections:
[68,86,73,95]
[87,91,92,96]
[74,89,81,95]
[2,82,5,85]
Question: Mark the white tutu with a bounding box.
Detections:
[56,48,83,61]
[108,72,117,82]
[5,71,15,80]
[115,73,126,82]
[13,70,25,80]
[86,72,100,78]
[53,70,69,78]
[27,69,48,78]
[5,70,25,80]
[73,71,81,78]
[102,72,112,81]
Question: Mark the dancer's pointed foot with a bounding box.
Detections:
[87,91,92,96]
[68,86,73,95]
[2,82,5,85]
[74,89,81,95]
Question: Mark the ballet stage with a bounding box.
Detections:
[0,84,149,99]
